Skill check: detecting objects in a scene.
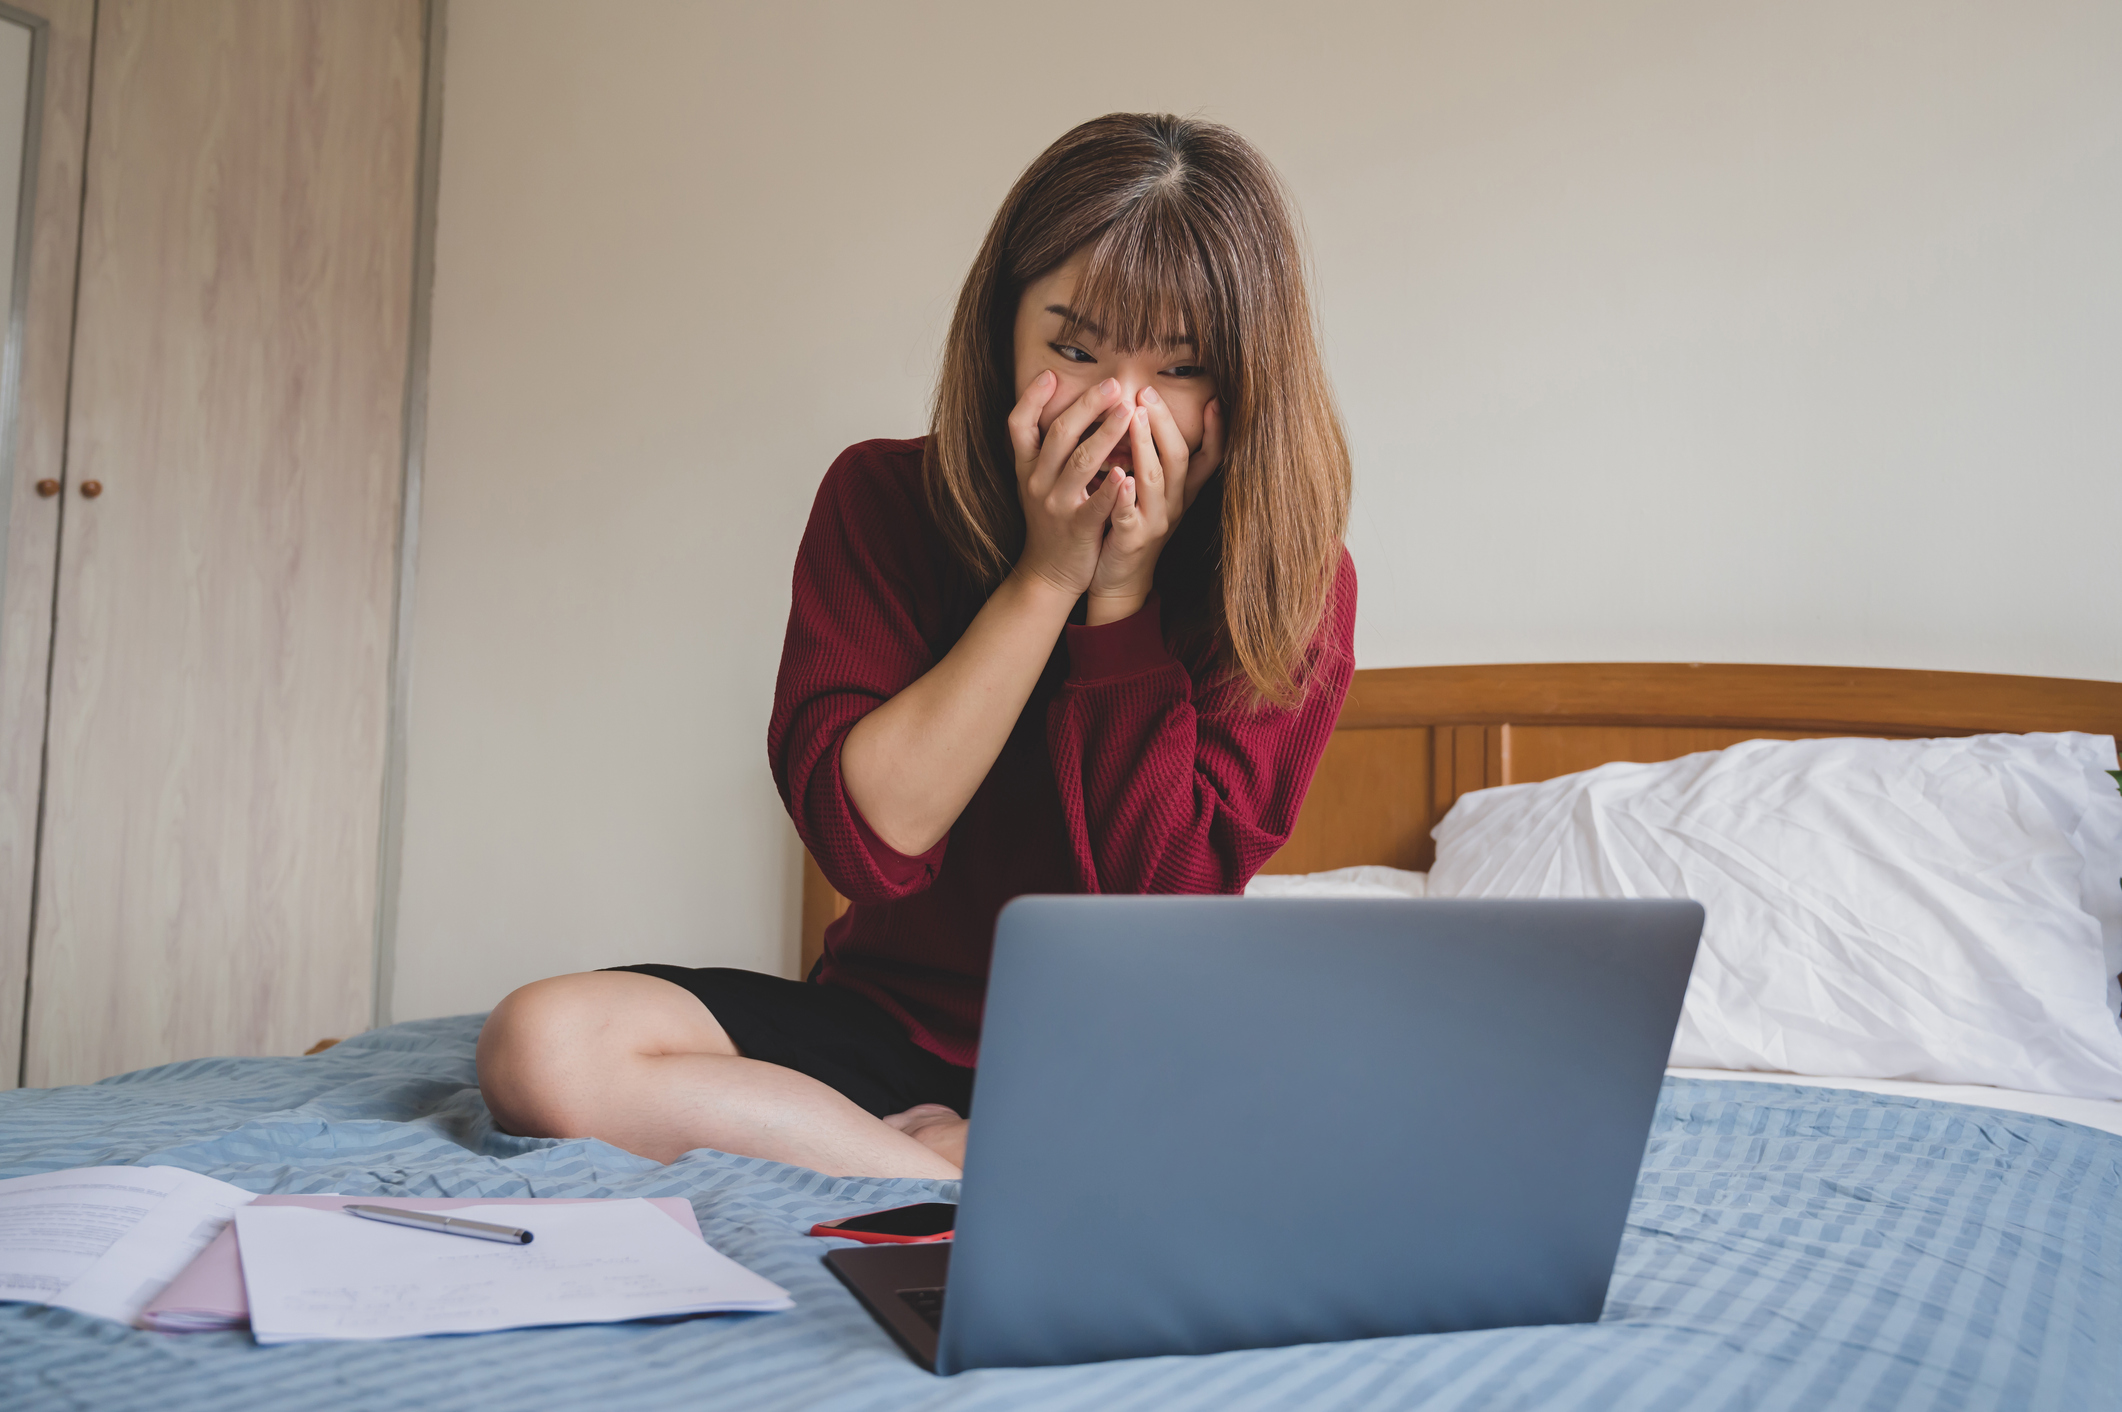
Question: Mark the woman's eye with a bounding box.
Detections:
[1163,365,1207,379]
[1050,343,1096,365]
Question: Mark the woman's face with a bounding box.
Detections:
[1012,248,1216,474]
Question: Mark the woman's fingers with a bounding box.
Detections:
[1007,370,1058,474]
[1128,406,1164,503]
[1122,407,1173,541]
[1056,394,1135,497]
[1083,460,1129,536]
[1037,379,1124,490]
[1137,393,1191,518]
[1183,398,1226,508]
[1107,466,1138,524]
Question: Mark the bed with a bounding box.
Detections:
[7,663,2122,1411]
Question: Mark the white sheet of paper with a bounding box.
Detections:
[236,1198,793,1343]
[57,1170,256,1325]
[0,1167,184,1306]
[0,1165,255,1324]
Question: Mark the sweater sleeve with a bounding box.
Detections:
[767,444,950,904]
[1044,551,1358,895]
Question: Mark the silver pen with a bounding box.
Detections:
[342,1204,534,1244]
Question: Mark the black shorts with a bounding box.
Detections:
[604,965,974,1120]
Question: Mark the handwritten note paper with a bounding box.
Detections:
[235,1199,792,1343]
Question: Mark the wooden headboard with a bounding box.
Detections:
[800,663,2122,974]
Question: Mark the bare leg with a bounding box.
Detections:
[477,971,961,1179]
[881,1104,969,1169]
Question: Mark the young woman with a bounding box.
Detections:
[476,113,1356,1180]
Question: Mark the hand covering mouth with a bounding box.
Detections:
[1070,419,1136,474]
[1074,431,1133,468]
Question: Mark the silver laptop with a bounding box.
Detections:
[826,895,1704,1373]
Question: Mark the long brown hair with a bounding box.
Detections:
[926,113,1351,708]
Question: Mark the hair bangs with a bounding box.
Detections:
[1065,203,1221,373]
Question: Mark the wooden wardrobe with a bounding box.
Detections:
[0,0,428,1088]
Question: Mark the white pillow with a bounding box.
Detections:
[1245,865,1428,899]
[1427,732,2122,1099]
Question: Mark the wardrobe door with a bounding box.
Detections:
[0,0,91,1092]
[22,0,422,1087]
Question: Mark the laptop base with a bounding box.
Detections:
[823,1242,951,1372]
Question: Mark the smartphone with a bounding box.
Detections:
[809,1201,956,1245]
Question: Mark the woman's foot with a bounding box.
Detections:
[882,1104,969,1169]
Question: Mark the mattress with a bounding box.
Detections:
[3,1014,2118,1411]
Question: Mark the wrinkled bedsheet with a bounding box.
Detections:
[2,1015,2117,1411]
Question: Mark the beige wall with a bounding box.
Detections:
[391,0,2122,1021]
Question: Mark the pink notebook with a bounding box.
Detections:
[140,1194,703,1332]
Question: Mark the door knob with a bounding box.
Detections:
[79,480,101,499]
[34,479,57,496]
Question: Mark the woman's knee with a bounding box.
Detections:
[477,974,620,1136]
[475,971,730,1136]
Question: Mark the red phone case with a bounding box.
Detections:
[808,1204,955,1245]
[807,1223,953,1245]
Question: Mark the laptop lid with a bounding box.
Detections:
[935,896,1703,1374]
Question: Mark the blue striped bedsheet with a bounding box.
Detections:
[1,1014,2116,1412]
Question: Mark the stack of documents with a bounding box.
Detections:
[0,1166,255,1326]
[234,1197,792,1343]
[2,1167,794,1341]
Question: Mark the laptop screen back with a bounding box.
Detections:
[936,897,1703,1373]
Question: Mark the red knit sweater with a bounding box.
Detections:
[768,438,1357,1067]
